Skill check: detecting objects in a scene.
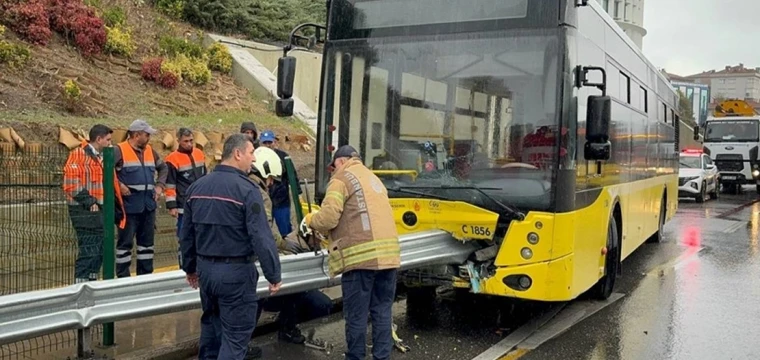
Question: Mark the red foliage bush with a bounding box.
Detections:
[158,72,179,89]
[141,57,164,82]
[48,0,106,57]
[5,0,52,45]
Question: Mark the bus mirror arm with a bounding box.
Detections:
[276,23,327,117]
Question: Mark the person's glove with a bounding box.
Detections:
[299,212,316,238]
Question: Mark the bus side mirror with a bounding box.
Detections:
[693,125,700,141]
[276,56,297,117]
[584,95,612,161]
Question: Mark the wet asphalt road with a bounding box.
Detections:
[211,188,760,360]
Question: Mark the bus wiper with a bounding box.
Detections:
[399,185,526,221]
[387,187,454,201]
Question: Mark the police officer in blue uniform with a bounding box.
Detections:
[179,134,282,360]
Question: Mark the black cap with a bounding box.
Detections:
[329,145,360,167]
[240,122,258,138]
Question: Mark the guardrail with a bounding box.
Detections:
[0,230,477,347]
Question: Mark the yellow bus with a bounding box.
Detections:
[276,0,681,303]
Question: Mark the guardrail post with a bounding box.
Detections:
[102,146,116,346]
[77,327,92,358]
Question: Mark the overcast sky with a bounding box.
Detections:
[643,0,760,77]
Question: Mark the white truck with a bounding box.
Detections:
[695,99,760,194]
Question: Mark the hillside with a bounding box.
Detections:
[0,0,317,178]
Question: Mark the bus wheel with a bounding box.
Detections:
[647,196,666,244]
[591,216,619,300]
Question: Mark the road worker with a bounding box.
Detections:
[259,130,302,237]
[179,134,282,360]
[246,147,331,358]
[301,145,401,360]
[165,128,207,267]
[114,119,168,278]
[62,124,126,283]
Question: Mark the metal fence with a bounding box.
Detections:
[0,143,184,359]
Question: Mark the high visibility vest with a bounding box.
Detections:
[63,141,127,228]
[117,141,157,214]
[165,148,206,214]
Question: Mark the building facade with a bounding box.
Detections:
[596,0,647,49]
[687,64,760,103]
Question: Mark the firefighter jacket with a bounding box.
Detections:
[165,148,206,214]
[115,141,168,215]
[309,158,400,277]
[62,141,127,228]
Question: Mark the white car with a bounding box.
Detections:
[678,149,719,203]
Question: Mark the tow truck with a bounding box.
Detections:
[695,99,760,194]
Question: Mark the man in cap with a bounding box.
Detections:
[259,130,302,237]
[114,119,169,278]
[240,121,259,148]
[300,145,400,360]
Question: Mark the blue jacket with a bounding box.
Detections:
[179,165,281,285]
[269,148,302,208]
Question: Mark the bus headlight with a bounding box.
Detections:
[527,232,539,244]
[520,247,533,259]
[753,170,759,178]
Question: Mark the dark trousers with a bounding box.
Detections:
[116,211,156,278]
[68,206,104,282]
[198,258,259,360]
[256,289,333,331]
[342,269,397,360]
[272,206,292,237]
[176,214,183,267]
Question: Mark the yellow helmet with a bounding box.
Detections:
[252,147,283,181]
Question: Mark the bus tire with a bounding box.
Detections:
[591,216,619,300]
[647,195,666,244]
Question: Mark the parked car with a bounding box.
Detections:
[679,149,719,203]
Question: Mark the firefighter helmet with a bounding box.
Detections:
[252,147,283,181]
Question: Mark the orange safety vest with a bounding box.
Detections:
[62,141,127,229]
[165,147,206,214]
[117,141,158,214]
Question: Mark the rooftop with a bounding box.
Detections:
[687,63,760,78]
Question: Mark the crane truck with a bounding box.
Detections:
[695,99,760,194]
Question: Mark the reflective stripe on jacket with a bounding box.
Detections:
[309,158,400,277]
[165,148,206,214]
[117,141,157,214]
[62,141,127,228]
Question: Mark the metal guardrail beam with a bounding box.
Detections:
[0,230,476,345]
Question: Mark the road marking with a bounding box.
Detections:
[471,304,565,360]
[474,293,624,360]
[645,247,705,277]
[722,221,746,234]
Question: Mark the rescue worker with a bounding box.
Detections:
[179,134,282,360]
[246,147,331,358]
[165,128,207,267]
[301,145,401,360]
[240,121,259,147]
[62,124,127,283]
[259,130,302,237]
[114,119,168,278]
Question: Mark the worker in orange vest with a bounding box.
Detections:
[62,124,126,283]
[114,119,168,278]
[165,128,207,267]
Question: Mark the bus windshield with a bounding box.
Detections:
[318,28,562,213]
[705,120,760,142]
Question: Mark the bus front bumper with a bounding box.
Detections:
[480,254,575,302]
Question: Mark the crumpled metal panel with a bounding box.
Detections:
[0,230,476,345]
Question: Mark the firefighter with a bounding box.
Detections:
[259,130,302,237]
[63,124,127,283]
[165,128,207,267]
[246,147,330,358]
[114,119,168,278]
[301,145,400,360]
[179,134,281,360]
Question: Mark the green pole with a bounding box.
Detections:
[102,146,116,346]
[284,156,304,224]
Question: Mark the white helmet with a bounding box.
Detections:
[252,147,283,181]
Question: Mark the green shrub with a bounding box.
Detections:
[206,43,231,73]
[103,6,126,27]
[64,79,81,99]
[104,26,135,57]
[0,25,5,38]
[160,56,183,79]
[155,0,184,19]
[0,40,31,68]
[162,54,211,85]
[158,35,204,59]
